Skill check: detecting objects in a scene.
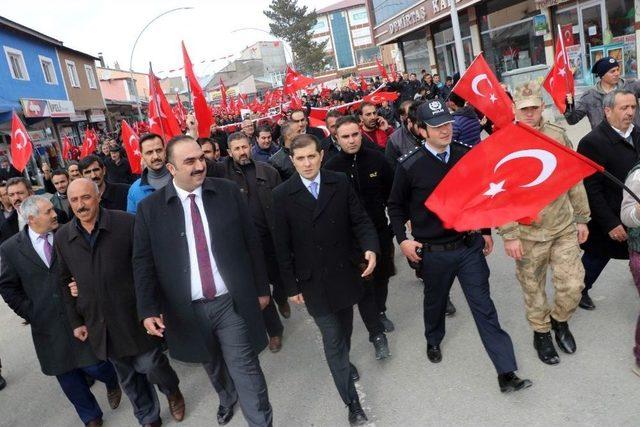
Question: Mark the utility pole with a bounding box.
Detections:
[450,0,467,74]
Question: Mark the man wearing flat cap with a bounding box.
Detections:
[498,82,590,366]
[105,145,134,184]
[565,56,640,129]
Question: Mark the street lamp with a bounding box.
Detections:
[129,7,194,120]
[230,27,294,69]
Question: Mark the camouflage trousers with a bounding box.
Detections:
[515,232,585,332]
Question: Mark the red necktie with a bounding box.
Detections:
[188,194,216,299]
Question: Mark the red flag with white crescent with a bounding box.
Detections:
[62,135,72,160]
[284,65,315,96]
[376,58,389,80]
[120,120,142,174]
[80,128,98,159]
[364,91,399,105]
[182,41,213,138]
[148,67,182,142]
[543,37,575,114]
[10,112,32,172]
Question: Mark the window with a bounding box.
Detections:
[3,46,29,80]
[372,0,420,26]
[65,60,80,87]
[38,55,58,85]
[84,64,97,89]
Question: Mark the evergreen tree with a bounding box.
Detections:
[264,0,327,74]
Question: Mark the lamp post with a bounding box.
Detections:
[129,7,194,120]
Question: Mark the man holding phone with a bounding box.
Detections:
[358,102,394,151]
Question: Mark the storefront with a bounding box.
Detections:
[372,0,639,90]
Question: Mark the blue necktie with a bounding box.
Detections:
[309,181,319,199]
[436,152,448,163]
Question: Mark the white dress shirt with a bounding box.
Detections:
[300,172,322,198]
[611,124,635,144]
[173,182,228,300]
[28,227,52,268]
[423,142,451,163]
[17,209,27,231]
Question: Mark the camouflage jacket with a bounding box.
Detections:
[497,121,591,242]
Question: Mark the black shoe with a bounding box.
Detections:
[533,331,560,365]
[550,317,576,354]
[0,373,6,391]
[445,297,456,316]
[372,334,390,360]
[498,372,532,393]
[579,293,595,310]
[379,312,395,332]
[347,399,368,426]
[349,363,360,382]
[217,403,235,425]
[426,344,442,363]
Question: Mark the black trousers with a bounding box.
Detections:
[581,250,610,295]
[312,306,358,404]
[193,294,272,427]
[109,346,180,425]
[357,280,385,341]
[419,234,517,374]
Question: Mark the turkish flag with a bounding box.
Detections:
[543,37,574,114]
[148,68,181,142]
[284,65,314,95]
[173,93,187,128]
[389,63,398,82]
[561,24,574,46]
[219,78,228,111]
[182,42,213,138]
[452,54,514,129]
[376,58,389,80]
[364,91,399,104]
[289,94,303,111]
[359,76,368,92]
[61,135,72,160]
[121,120,142,174]
[10,112,32,172]
[80,128,98,159]
[348,79,359,91]
[425,122,602,231]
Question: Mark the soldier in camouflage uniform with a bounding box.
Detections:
[498,82,591,366]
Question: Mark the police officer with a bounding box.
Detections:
[324,115,395,360]
[565,56,640,129]
[387,99,532,392]
[498,82,590,366]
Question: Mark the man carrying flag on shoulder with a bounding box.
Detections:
[497,82,590,366]
[387,98,532,392]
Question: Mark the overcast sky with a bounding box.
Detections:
[1,0,336,77]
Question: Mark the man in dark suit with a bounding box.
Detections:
[78,155,130,211]
[133,135,273,427]
[0,195,121,426]
[576,89,640,309]
[290,109,326,140]
[0,177,69,244]
[0,156,22,182]
[320,109,343,165]
[56,178,184,427]
[272,134,379,426]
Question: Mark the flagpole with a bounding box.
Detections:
[557,25,571,96]
[150,62,166,141]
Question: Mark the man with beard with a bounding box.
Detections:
[79,155,130,211]
[67,161,82,181]
[0,181,14,219]
[0,177,68,244]
[127,134,173,214]
[324,116,394,359]
[358,102,393,151]
[50,169,73,217]
[0,195,121,426]
[385,100,423,167]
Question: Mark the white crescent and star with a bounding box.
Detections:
[483,149,558,197]
[471,74,498,103]
[14,128,27,150]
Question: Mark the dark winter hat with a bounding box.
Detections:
[591,56,619,78]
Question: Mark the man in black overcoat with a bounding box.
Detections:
[576,89,640,309]
[133,135,273,427]
[272,134,379,426]
[0,195,120,426]
[56,178,184,427]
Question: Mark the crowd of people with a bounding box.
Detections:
[0,55,639,427]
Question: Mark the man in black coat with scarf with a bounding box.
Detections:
[133,136,273,427]
[272,134,379,426]
[0,195,121,426]
[576,89,640,309]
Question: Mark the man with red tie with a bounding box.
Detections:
[133,135,273,426]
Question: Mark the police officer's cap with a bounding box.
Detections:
[416,100,454,127]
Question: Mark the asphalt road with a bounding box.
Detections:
[1,119,638,426]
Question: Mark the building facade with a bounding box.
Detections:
[370,0,638,91]
[312,0,381,80]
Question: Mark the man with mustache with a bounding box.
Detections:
[0,177,68,244]
[50,169,72,217]
[78,155,130,211]
[0,195,121,426]
[56,178,185,427]
[133,135,273,426]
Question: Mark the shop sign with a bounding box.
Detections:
[70,110,87,122]
[20,99,50,118]
[48,99,74,117]
[388,6,427,35]
[535,0,570,9]
[27,129,55,147]
[89,109,106,123]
